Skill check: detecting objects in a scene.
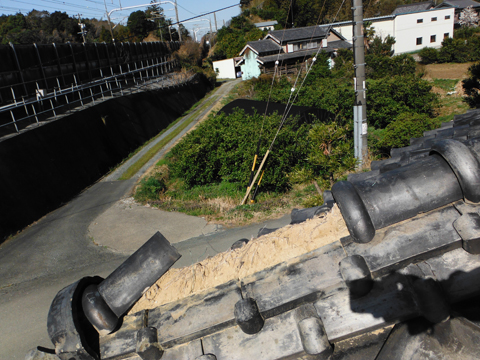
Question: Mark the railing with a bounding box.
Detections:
[0,41,183,137]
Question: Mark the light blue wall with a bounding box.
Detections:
[240,50,262,80]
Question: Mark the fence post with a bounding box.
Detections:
[31,104,39,123]
[68,42,81,84]
[34,43,49,90]
[10,110,19,132]
[83,43,93,82]
[50,99,57,119]
[9,42,28,97]
[53,43,67,87]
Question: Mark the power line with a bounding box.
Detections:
[169,3,240,25]
[6,0,105,15]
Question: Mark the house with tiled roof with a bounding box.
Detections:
[237,26,350,80]
[435,0,480,25]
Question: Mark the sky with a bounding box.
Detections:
[0,0,241,39]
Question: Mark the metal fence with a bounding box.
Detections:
[0,41,183,137]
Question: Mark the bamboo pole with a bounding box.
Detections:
[241,150,270,205]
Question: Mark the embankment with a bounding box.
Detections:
[0,74,212,243]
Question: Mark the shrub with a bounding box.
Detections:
[463,62,480,108]
[135,177,167,202]
[419,47,439,64]
[168,109,327,192]
[367,76,438,129]
[377,112,441,152]
[308,121,357,186]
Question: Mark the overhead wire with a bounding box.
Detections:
[269,0,349,152]
[241,0,349,204]
[244,0,295,202]
[6,0,105,16]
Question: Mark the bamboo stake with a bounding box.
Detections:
[241,150,270,205]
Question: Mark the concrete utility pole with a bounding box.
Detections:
[104,0,115,42]
[214,12,218,32]
[352,0,368,165]
[77,14,87,43]
[174,0,182,41]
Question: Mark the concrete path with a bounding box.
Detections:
[0,79,292,359]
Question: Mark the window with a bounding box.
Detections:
[445,15,451,20]
[432,17,437,21]
[444,33,449,39]
[417,37,423,45]
[417,19,423,23]
[431,35,436,43]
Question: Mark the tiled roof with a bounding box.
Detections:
[257,40,351,64]
[436,0,480,8]
[267,25,329,44]
[34,109,480,359]
[242,39,282,55]
[392,1,434,15]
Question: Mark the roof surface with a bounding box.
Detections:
[242,39,282,55]
[257,40,351,64]
[33,109,480,360]
[392,1,434,15]
[267,25,329,44]
[435,0,480,8]
[255,21,278,27]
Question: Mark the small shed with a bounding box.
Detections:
[212,58,242,79]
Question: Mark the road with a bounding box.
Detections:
[0,79,292,359]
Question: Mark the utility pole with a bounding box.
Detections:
[174,0,182,41]
[214,12,218,32]
[103,0,115,42]
[77,14,87,43]
[352,0,368,165]
[209,16,213,45]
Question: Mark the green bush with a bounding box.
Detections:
[308,121,357,186]
[367,76,438,129]
[168,109,329,192]
[135,177,167,202]
[366,53,416,79]
[377,112,441,152]
[463,62,480,108]
[419,47,439,64]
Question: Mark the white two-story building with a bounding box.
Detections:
[328,6,455,54]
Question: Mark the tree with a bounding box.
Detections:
[308,122,357,186]
[367,76,438,128]
[127,10,154,40]
[0,13,27,44]
[463,62,480,108]
[459,5,479,27]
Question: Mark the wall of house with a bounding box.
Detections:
[332,8,454,54]
[212,58,237,79]
[241,49,262,80]
[333,20,395,43]
[394,8,455,53]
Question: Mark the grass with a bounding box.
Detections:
[134,169,325,226]
[423,63,471,124]
[117,88,220,180]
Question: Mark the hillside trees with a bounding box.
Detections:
[213,13,266,59]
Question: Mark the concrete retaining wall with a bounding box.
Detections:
[0,73,211,242]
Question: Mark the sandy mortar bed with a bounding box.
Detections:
[129,205,348,313]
